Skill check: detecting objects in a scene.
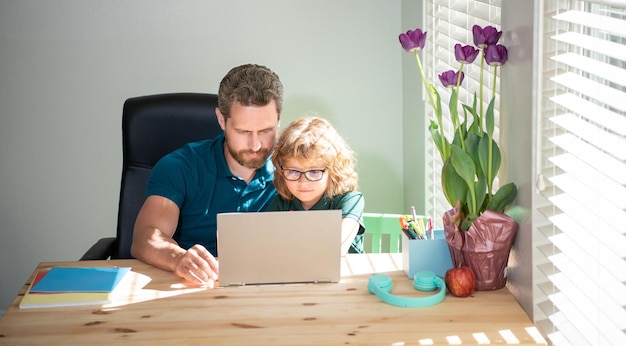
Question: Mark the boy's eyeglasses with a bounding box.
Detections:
[281,167,327,181]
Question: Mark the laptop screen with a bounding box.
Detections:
[216,210,342,286]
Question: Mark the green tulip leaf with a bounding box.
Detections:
[432,85,443,126]
[452,126,464,147]
[441,157,468,209]
[465,132,483,179]
[485,96,496,138]
[429,120,449,161]
[449,89,459,120]
[461,175,486,217]
[461,104,469,127]
[449,144,476,188]
[449,145,481,214]
[486,182,518,212]
[473,177,487,214]
[449,90,461,144]
[464,93,480,134]
[459,218,474,232]
[478,135,501,188]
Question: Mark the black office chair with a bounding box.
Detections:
[81,93,223,260]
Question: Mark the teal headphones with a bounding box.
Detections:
[368,271,446,308]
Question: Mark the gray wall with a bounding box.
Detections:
[0,0,406,311]
[400,0,426,214]
[501,1,535,318]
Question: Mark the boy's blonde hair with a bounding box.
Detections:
[272,117,358,201]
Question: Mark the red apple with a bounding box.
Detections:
[445,266,476,297]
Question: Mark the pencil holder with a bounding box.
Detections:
[402,230,453,278]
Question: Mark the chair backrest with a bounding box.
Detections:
[114,93,223,259]
[362,213,404,253]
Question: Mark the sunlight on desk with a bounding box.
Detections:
[473,332,489,344]
[500,329,520,343]
[446,335,463,344]
[105,270,206,308]
[342,252,402,275]
[526,326,548,344]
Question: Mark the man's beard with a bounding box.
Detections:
[225,139,271,170]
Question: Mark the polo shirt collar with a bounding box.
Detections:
[292,195,331,210]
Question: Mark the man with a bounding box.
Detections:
[131,64,283,288]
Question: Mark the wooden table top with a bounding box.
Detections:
[0,254,547,345]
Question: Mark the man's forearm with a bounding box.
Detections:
[131,229,185,272]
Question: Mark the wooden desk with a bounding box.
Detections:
[0,254,546,345]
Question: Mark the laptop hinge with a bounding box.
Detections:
[227,282,245,286]
[315,278,332,283]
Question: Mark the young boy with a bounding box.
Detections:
[265,117,365,254]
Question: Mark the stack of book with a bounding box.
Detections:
[19,267,131,309]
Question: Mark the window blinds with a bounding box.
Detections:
[423,0,502,228]
[536,1,626,344]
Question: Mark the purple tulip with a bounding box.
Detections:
[399,28,427,52]
[472,25,502,48]
[454,44,479,64]
[484,44,508,66]
[438,70,464,88]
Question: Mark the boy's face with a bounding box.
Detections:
[280,157,329,210]
[218,100,279,170]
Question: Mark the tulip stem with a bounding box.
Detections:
[492,65,498,102]
[455,64,466,151]
[414,50,437,115]
[415,50,448,158]
[479,48,485,132]
[486,66,499,196]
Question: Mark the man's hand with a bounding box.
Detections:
[132,196,219,286]
[174,244,219,287]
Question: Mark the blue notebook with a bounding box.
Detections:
[30,267,131,293]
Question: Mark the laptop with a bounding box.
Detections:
[216,210,342,287]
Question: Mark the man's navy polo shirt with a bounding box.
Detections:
[146,133,276,255]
